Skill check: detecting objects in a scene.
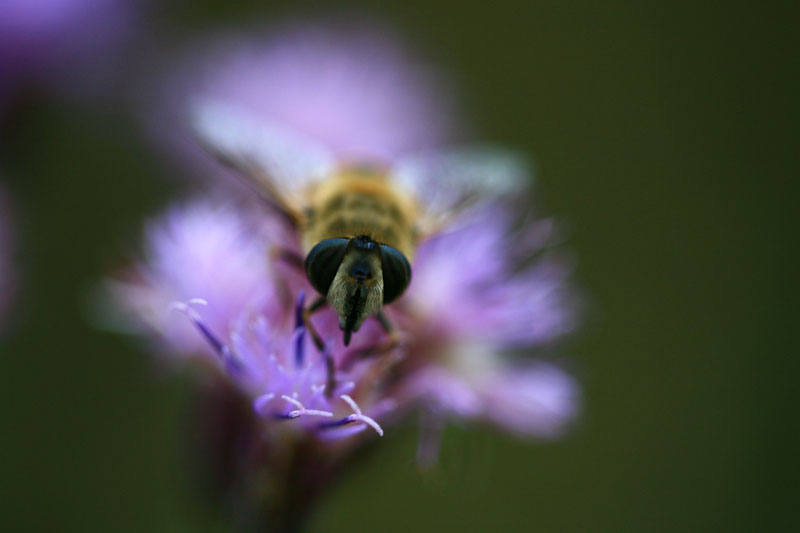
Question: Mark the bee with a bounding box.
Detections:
[191,100,528,348]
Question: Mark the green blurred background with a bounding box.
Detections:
[1,1,796,531]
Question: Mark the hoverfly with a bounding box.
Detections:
[191,100,528,348]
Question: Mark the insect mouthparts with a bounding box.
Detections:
[349,261,372,281]
[343,284,365,347]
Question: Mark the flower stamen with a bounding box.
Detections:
[171,299,242,374]
[319,395,384,436]
[280,394,333,419]
[295,291,306,329]
[252,393,275,415]
[292,326,306,369]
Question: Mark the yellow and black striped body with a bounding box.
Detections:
[302,165,419,259]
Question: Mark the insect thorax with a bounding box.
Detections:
[303,168,418,259]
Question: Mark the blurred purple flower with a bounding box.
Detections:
[111,198,579,474]
[0,0,137,111]
[113,16,579,531]
[395,209,579,445]
[113,200,400,433]
[108,202,276,355]
[145,18,459,182]
[111,200,409,530]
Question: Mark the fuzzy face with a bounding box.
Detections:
[326,249,384,340]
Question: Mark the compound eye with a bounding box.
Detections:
[380,245,411,304]
[305,238,349,295]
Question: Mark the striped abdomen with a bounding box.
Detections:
[302,167,419,259]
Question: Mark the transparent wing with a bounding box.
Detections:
[190,99,336,219]
[393,146,531,232]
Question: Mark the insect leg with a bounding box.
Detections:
[301,296,338,397]
[376,310,394,334]
[343,310,402,367]
[375,310,402,354]
[301,296,327,351]
[324,349,336,399]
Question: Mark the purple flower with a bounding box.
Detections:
[114,17,580,530]
[108,201,277,355]
[0,0,137,112]
[394,209,579,445]
[109,178,580,525]
[145,17,459,182]
[113,198,579,447]
[112,200,393,438]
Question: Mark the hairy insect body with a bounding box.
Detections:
[193,101,525,344]
[303,167,419,259]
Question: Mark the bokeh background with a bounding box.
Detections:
[1,1,796,532]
